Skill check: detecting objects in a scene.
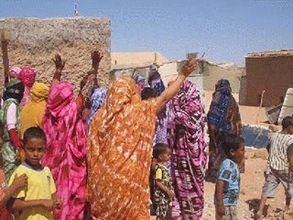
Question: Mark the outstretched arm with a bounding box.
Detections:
[156,58,199,114]
[51,54,65,86]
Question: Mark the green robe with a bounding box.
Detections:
[0,98,20,183]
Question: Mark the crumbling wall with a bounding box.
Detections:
[0,17,111,93]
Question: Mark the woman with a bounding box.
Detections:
[19,82,49,137]
[18,67,36,108]
[167,80,207,219]
[148,69,168,144]
[87,58,198,219]
[0,80,24,182]
[42,52,102,219]
[207,79,242,175]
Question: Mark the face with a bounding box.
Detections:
[287,126,293,135]
[231,143,245,164]
[24,138,46,166]
[159,148,171,162]
[9,70,18,80]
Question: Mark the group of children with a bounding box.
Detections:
[150,116,293,220]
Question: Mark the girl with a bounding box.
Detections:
[152,144,174,220]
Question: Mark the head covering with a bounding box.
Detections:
[88,87,108,127]
[134,74,148,93]
[167,80,207,219]
[19,83,49,138]
[87,76,158,219]
[42,81,86,219]
[30,82,49,103]
[2,79,24,103]
[18,67,36,88]
[207,79,239,132]
[10,66,22,75]
[18,67,36,108]
[148,70,165,96]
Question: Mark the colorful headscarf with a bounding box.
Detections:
[134,74,148,93]
[10,66,22,76]
[207,79,238,132]
[20,83,49,137]
[167,80,207,219]
[88,87,108,127]
[2,79,24,103]
[18,67,36,108]
[42,81,86,220]
[87,76,158,220]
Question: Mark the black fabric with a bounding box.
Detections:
[3,81,25,103]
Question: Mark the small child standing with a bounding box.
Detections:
[152,143,174,220]
[8,127,61,220]
[256,116,293,219]
[215,134,245,220]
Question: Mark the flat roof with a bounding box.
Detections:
[246,49,293,58]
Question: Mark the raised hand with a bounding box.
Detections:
[180,58,199,77]
[52,54,65,72]
[91,51,103,70]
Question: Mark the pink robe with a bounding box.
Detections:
[42,81,87,220]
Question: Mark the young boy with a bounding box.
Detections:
[152,143,174,220]
[256,116,293,219]
[0,121,28,219]
[8,127,61,220]
[215,134,245,220]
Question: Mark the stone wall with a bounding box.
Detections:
[0,17,111,93]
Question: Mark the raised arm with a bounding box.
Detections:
[51,54,65,86]
[156,58,199,114]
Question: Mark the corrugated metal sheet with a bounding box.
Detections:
[278,88,293,124]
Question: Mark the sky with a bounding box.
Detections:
[0,0,293,64]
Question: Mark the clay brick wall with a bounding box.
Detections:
[0,17,111,93]
[244,55,293,106]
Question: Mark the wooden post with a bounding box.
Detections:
[1,29,10,87]
[256,90,265,124]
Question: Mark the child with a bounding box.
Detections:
[9,127,61,220]
[215,134,245,220]
[152,143,174,220]
[0,121,28,219]
[256,116,293,219]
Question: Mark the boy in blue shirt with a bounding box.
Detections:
[215,134,245,220]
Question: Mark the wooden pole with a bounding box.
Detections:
[256,90,265,124]
[1,29,10,87]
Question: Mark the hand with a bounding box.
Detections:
[52,54,65,72]
[180,58,199,77]
[91,51,103,70]
[12,174,28,189]
[167,190,175,199]
[41,200,55,211]
[53,197,62,209]
[216,205,226,217]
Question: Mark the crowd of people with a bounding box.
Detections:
[0,50,292,220]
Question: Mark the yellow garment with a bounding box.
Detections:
[87,76,158,220]
[9,164,56,220]
[20,82,49,138]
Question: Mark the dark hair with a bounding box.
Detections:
[141,87,155,100]
[222,133,245,156]
[23,127,47,145]
[282,116,293,130]
[153,143,169,159]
